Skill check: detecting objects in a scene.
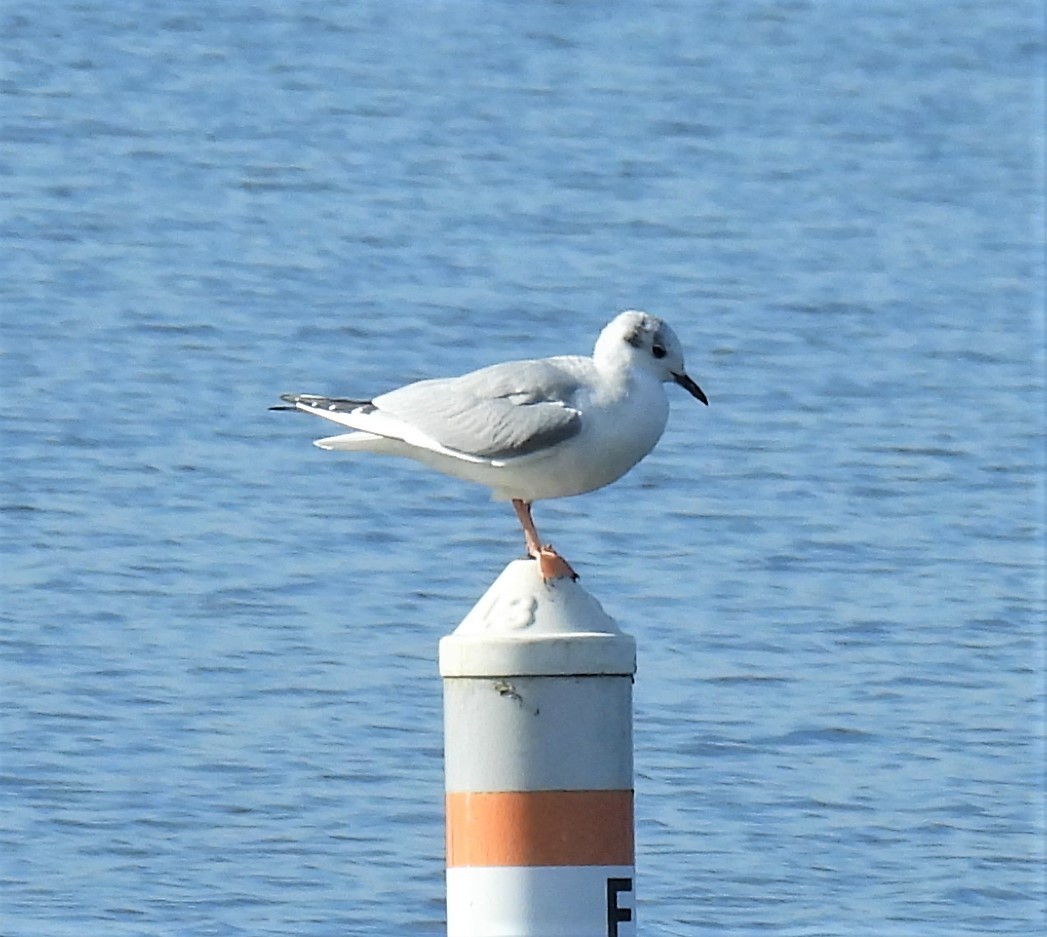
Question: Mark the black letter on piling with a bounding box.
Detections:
[606,877,633,936]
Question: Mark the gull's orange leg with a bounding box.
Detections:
[511,499,578,581]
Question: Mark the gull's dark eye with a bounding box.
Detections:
[652,343,667,359]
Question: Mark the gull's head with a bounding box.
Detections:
[594,310,708,404]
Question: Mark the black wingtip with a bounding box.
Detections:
[270,394,375,415]
[271,393,300,412]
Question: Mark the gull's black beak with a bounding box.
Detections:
[673,372,708,405]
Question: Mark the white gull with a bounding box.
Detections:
[273,310,708,579]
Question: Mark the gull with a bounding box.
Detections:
[272,310,708,580]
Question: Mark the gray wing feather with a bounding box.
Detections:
[373,357,586,460]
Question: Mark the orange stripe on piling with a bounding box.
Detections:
[446,789,634,867]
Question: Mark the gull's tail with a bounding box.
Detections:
[271,394,389,452]
[271,393,490,463]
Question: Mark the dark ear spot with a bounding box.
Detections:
[624,325,644,348]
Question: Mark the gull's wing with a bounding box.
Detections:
[276,356,586,465]
[274,393,493,464]
[374,356,586,461]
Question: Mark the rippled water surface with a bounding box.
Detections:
[2,1,1044,934]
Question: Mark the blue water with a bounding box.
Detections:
[2,1,1044,934]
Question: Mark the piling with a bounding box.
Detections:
[440,560,637,937]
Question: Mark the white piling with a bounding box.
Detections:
[440,560,637,937]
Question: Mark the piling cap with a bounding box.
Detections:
[439,560,636,678]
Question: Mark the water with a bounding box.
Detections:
[2,1,1044,934]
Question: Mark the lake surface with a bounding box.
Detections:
[2,1,1044,934]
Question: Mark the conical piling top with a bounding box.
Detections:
[439,561,636,678]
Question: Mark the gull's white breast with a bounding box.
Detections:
[483,368,671,502]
